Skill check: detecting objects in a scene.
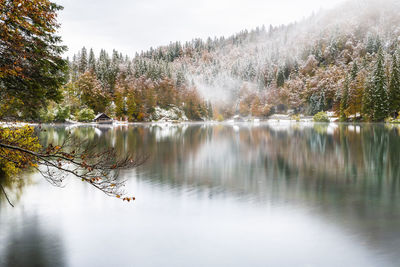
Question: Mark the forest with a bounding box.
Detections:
[128,0,400,122]
[2,0,400,123]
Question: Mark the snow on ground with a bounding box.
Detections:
[150,106,188,122]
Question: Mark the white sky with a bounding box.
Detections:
[56,0,346,57]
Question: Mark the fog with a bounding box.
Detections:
[56,0,346,57]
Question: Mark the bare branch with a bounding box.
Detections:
[0,184,14,207]
[0,130,147,203]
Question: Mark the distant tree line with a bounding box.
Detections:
[50,47,212,122]
[63,29,400,122]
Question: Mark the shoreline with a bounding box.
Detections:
[3,119,400,127]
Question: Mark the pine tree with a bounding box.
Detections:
[146,86,156,114]
[351,61,358,80]
[176,71,186,88]
[126,91,137,121]
[276,69,285,87]
[114,78,127,119]
[346,62,361,119]
[340,76,349,121]
[388,53,400,117]
[88,48,96,73]
[108,50,120,94]
[207,101,213,119]
[71,55,79,81]
[96,49,111,91]
[366,36,376,55]
[362,76,373,120]
[79,47,88,74]
[371,49,389,122]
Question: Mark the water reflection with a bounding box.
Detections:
[1,122,400,266]
[0,210,65,267]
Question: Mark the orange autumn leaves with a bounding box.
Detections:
[0,0,61,78]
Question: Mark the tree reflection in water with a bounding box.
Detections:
[32,123,400,207]
[0,212,65,267]
[1,122,400,266]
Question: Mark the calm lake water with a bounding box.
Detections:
[1,122,400,267]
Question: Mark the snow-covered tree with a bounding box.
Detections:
[371,49,389,122]
[88,48,96,73]
[388,53,400,116]
[79,47,88,74]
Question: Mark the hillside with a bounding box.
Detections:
[61,0,400,122]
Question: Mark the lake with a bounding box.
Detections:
[1,122,400,267]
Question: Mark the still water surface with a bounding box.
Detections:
[1,122,400,267]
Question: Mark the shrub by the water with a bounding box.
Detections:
[386,113,400,124]
[313,112,330,122]
[291,114,301,122]
[77,108,95,122]
[55,106,70,122]
[39,108,55,123]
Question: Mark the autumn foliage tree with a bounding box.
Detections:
[346,69,366,118]
[0,0,68,120]
[182,88,204,120]
[77,72,110,113]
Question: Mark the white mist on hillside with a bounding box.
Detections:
[180,0,400,103]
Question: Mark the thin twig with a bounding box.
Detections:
[0,184,14,207]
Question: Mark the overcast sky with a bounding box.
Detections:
[56,0,346,57]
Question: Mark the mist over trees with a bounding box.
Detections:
[58,0,400,122]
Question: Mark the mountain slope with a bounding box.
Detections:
[67,0,400,121]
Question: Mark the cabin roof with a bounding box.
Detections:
[94,113,111,120]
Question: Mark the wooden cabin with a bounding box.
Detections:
[94,113,113,124]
